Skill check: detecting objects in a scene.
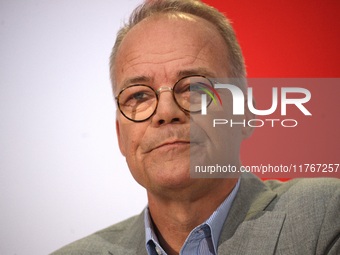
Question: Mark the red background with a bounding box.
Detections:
[203,0,340,178]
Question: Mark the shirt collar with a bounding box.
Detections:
[144,207,165,254]
[144,179,240,254]
[206,178,240,250]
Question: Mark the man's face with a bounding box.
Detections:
[114,14,250,196]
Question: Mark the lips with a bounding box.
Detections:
[140,124,204,154]
[149,140,190,152]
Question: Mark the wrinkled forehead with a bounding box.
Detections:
[112,13,229,91]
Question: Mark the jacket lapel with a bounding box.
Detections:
[218,173,286,255]
[105,174,285,255]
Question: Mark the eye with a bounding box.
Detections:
[125,91,153,105]
[175,81,201,94]
[130,91,148,101]
[119,86,155,107]
[190,82,206,92]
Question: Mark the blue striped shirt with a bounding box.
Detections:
[144,179,240,255]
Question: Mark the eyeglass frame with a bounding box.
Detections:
[114,75,215,122]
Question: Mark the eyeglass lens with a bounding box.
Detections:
[117,76,214,122]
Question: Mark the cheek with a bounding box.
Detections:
[192,97,245,153]
[120,127,138,156]
[117,119,149,159]
[117,122,150,188]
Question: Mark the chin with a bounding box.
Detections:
[149,166,193,190]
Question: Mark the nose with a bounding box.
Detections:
[156,86,173,94]
[151,87,188,126]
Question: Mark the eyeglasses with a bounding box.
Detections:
[115,75,215,122]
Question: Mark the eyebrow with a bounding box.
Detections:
[119,67,217,89]
[178,67,216,79]
[121,76,152,88]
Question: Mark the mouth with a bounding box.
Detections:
[149,140,191,153]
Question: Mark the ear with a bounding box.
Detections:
[116,119,126,157]
[242,98,255,139]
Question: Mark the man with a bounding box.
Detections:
[52,0,339,254]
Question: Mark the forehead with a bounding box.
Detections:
[114,13,229,90]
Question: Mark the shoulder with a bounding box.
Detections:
[239,174,339,213]
[95,213,143,242]
[265,177,339,205]
[263,177,339,215]
[265,177,340,193]
[264,177,340,254]
[50,213,144,255]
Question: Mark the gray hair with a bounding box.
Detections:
[110,0,246,88]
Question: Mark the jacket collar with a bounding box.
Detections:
[106,173,284,255]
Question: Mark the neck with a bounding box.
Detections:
[147,178,238,255]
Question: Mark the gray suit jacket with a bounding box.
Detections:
[51,174,340,254]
